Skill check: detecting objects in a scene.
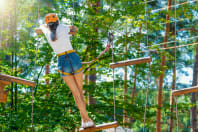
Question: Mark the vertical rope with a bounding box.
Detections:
[31,83,34,132]
[14,0,18,112]
[0,16,3,46]
[37,0,39,23]
[72,0,75,26]
[175,97,179,132]
[31,0,40,131]
[143,0,150,131]
[174,0,179,131]
[72,0,75,50]
[110,0,116,121]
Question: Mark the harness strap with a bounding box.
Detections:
[57,50,76,57]
[60,51,77,75]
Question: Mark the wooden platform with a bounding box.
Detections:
[79,121,119,132]
[0,73,35,87]
[110,57,152,68]
[172,86,198,96]
[0,73,35,102]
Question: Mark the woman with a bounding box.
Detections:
[36,13,109,128]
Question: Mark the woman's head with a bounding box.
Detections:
[45,13,59,25]
[45,13,59,41]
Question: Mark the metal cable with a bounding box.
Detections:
[72,0,75,26]
[175,97,179,132]
[0,16,3,46]
[148,35,198,47]
[151,0,197,13]
[139,42,198,53]
[110,0,116,121]
[31,0,40,131]
[72,0,75,50]
[143,0,150,131]
[174,0,179,131]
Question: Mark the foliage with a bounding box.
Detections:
[0,0,197,131]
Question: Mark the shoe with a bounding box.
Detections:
[81,121,95,128]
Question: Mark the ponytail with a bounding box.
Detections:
[48,21,59,41]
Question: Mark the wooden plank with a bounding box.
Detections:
[0,73,35,87]
[79,121,119,132]
[172,86,198,96]
[110,57,152,68]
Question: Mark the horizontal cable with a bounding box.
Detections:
[159,18,190,25]
[139,42,198,53]
[151,0,197,13]
[149,35,198,47]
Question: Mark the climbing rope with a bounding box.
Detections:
[72,0,75,26]
[72,0,75,50]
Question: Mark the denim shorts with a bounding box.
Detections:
[57,52,83,76]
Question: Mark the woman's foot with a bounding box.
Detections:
[81,120,95,128]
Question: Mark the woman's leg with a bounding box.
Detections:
[73,72,93,122]
[73,72,84,102]
[62,75,91,122]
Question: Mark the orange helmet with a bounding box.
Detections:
[45,13,58,24]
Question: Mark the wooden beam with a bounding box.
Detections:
[0,82,8,103]
[0,73,35,87]
[110,57,152,69]
[79,121,119,132]
[172,86,198,96]
[0,80,11,85]
[0,91,7,103]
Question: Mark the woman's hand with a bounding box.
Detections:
[69,26,78,35]
[35,24,47,34]
[35,28,43,34]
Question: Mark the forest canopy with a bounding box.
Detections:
[0,0,198,131]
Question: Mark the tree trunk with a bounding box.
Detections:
[88,0,100,106]
[130,24,142,125]
[88,68,97,105]
[190,39,198,132]
[156,0,172,131]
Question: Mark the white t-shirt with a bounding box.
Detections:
[40,24,73,54]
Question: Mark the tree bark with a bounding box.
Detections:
[88,0,100,106]
[130,24,142,125]
[156,0,172,131]
[190,39,198,132]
